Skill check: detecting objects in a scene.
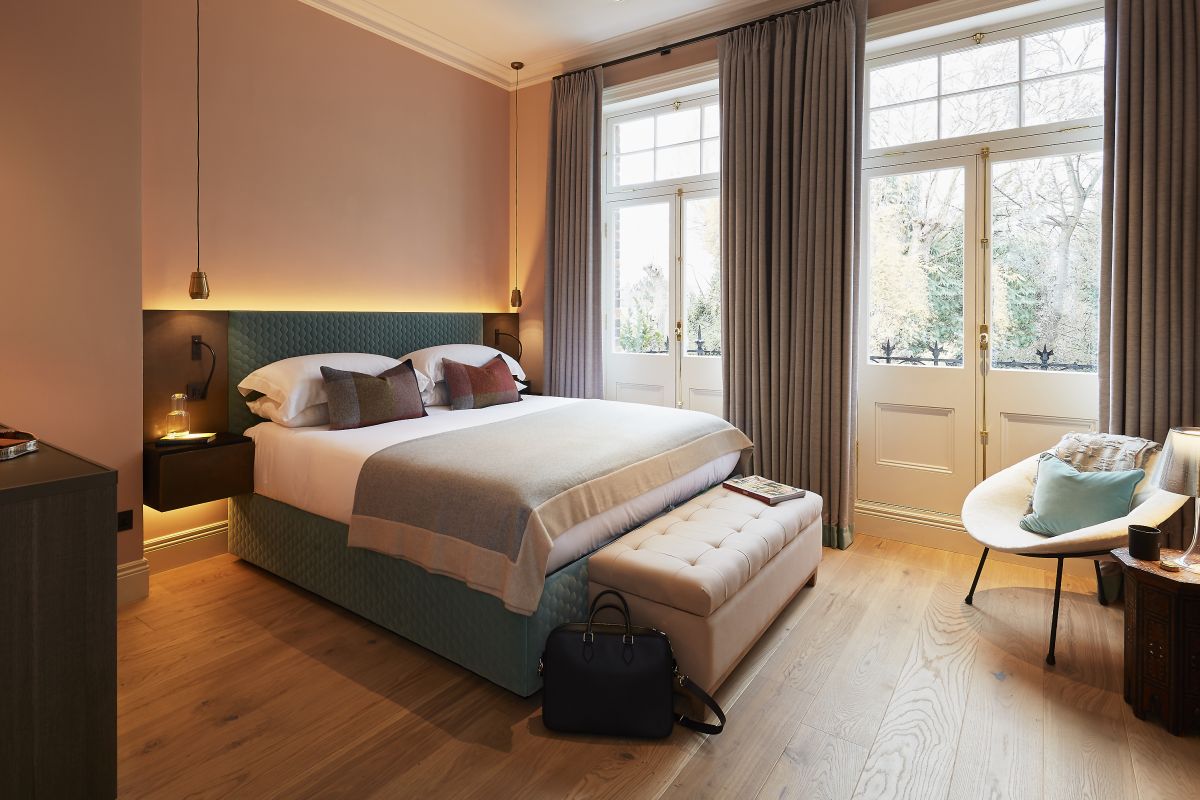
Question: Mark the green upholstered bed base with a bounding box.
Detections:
[225,311,590,696]
[229,493,590,697]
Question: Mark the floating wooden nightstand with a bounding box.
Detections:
[143,433,253,511]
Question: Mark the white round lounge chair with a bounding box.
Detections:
[961,447,1186,665]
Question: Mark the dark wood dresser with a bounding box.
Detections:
[0,437,117,798]
[1114,547,1200,736]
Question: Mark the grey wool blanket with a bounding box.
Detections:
[348,400,752,614]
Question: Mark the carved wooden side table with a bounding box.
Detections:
[1113,547,1200,736]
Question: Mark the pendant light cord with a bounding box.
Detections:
[512,63,519,295]
[195,0,201,276]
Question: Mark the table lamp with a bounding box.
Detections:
[1154,427,1200,571]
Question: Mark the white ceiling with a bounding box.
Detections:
[299,0,802,88]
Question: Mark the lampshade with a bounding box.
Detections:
[1154,427,1200,497]
[189,270,210,300]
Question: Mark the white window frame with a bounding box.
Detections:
[864,4,1105,166]
[603,67,720,200]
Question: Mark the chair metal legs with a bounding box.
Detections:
[1046,557,1064,666]
[1093,559,1109,607]
[965,547,989,605]
[967,548,1106,667]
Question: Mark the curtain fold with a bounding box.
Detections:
[545,67,605,399]
[719,0,866,549]
[1100,0,1200,548]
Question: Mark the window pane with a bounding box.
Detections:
[940,85,1019,138]
[869,100,938,149]
[616,151,653,186]
[701,139,719,174]
[613,203,671,354]
[683,196,721,356]
[990,153,1102,372]
[867,168,966,368]
[702,104,719,138]
[615,116,653,153]
[940,40,1019,94]
[1024,21,1104,79]
[656,108,701,146]
[655,142,701,181]
[1023,71,1103,125]
[869,57,938,107]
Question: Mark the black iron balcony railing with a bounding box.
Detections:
[869,339,1095,372]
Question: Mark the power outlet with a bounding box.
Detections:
[116,509,133,532]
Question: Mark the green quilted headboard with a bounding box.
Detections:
[227,311,483,433]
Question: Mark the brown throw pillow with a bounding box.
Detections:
[442,355,521,410]
[320,359,427,430]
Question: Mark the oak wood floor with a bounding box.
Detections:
[118,535,1199,799]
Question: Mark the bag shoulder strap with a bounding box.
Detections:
[675,674,726,735]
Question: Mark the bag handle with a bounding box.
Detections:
[589,589,630,621]
[675,674,726,735]
[586,603,633,641]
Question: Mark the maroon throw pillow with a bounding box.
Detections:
[442,356,521,410]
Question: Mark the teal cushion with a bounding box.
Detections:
[1020,454,1144,536]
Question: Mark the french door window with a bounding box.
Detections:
[602,76,723,414]
[857,6,1105,524]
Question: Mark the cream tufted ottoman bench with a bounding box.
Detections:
[588,487,823,692]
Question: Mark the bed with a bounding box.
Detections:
[226,311,747,695]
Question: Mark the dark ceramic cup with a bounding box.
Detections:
[1128,524,1162,561]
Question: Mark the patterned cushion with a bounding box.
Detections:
[1026,431,1160,513]
[443,356,521,410]
[321,359,427,430]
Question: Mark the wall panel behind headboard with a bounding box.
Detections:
[226,311,484,433]
[144,311,230,440]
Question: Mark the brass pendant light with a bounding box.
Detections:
[510,60,524,309]
[189,0,209,300]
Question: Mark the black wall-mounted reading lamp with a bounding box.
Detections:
[494,329,523,362]
[187,335,216,400]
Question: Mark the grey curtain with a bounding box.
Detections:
[719,0,865,549]
[1100,0,1200,548]
[545,67,604,398]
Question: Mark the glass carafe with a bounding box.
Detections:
[165,393,191,438]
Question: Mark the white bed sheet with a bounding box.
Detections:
[246,396,740,573]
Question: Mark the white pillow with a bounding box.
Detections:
[420,378,529,408]
[421,381,450,408]
[400,344,526,384]
[238,353,427,422]
[247,398,330,428]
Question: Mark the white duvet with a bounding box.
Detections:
[246,395,739,573]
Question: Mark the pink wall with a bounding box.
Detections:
[142,0,511,313]
[511,80,552,392]
[0,0,144,565]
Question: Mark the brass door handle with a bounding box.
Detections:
[978,323,990,350]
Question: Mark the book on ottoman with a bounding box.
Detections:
[722,475,805,505]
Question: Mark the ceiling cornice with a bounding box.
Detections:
[299,0,805,90]
[297,0,512,88]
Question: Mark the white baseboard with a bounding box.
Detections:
[855,500,1099,580]
[144,521,229,574]
[116,559,150,607]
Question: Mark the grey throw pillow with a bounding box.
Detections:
[320,359,427,430]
